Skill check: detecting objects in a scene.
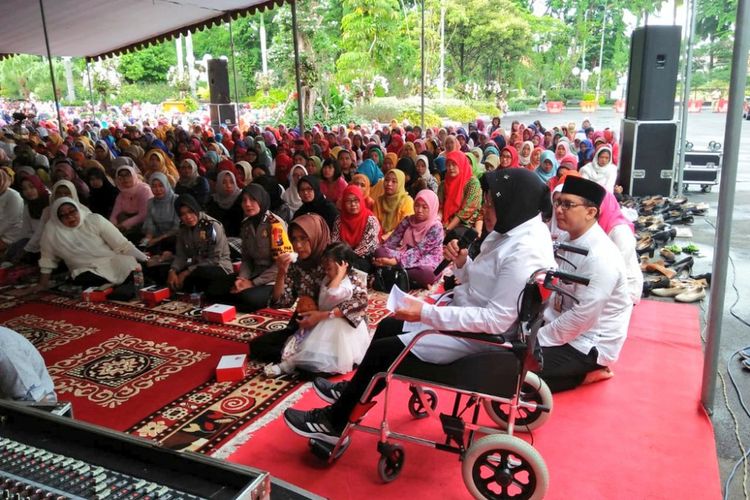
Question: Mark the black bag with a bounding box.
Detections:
[373,265,411,293]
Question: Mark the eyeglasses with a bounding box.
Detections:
[298,187,314,194]
[553,199,588,210]
[500,154,512,159]
[344,198,360,205]
[117,170,132,177]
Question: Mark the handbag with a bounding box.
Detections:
[373,264,411,293]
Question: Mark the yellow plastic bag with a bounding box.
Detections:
[270,219,293,258]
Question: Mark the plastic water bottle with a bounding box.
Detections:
[133,265,144,291]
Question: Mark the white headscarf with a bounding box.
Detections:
[281,164,308,212]
[41,197,143,284]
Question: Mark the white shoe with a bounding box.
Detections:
[263,363,283,378]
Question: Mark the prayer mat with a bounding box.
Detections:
[0,287,403,454]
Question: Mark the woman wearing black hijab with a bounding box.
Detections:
[292,175,339,229]
[253,175,294,223]
[283,168,558,446]
[396,157,419,198]
[85,167,119,219]
[222,184,284,312]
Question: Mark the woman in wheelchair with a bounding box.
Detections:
[284,168,557,445]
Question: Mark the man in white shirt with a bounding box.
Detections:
[0,327,57,402]
[284,168,557,445]
[537,176,633,392]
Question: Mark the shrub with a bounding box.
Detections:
[559,88,584,102]
[442,104,479,123]
[582,92,596,102]
[469,100,501,116]
[397,109,442,128]
[183,95,199,112]
[508,99,529,112]
[248,87,291,108]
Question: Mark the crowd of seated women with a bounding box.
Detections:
[0,114,634,376]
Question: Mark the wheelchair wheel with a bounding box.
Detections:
[408,388,438,419]
[377,442,405,483]
[482,372,552,432]
[463,434,548,500]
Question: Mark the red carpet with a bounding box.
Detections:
[224,300,722,499]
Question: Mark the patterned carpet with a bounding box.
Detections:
[0,287,398,455]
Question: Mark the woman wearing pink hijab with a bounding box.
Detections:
[598,191,642,304]
[373,189,444,288]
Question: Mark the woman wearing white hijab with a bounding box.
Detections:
[34,197,148,293]
[281,164,308,212]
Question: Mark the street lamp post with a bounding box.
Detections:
[595,12,607,102]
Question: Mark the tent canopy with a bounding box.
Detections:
[0,0,283,61]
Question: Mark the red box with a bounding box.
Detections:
[232,261,242,273]
[82,286,113,302]
[216,354,247,382]
[139,285,170,305]
[202,304,237,323]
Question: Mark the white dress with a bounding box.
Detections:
[282,276,370,374]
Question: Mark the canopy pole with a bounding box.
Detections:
[420,0,425,130]
[700,0,750,413]
[85,60,95,115]
[676,0,696,196]
[228,20,241,127]
[39,0,62,131]
[291,0,304,132]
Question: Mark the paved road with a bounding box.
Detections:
[508,107,750,498]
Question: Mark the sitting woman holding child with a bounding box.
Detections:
[264,241,370,377]
[250,214,368,374]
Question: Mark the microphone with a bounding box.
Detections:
[434,229,478,276]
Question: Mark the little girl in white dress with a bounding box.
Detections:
[264,242,370,376]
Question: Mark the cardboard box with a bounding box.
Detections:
[82,285,113,302]
[139,285,170,305]
[216,354,248,382]
[202,303,237,323]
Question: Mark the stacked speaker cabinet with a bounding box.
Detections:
[619,25,682,196]
[207,58,236,129]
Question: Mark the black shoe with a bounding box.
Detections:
[283,407,345,445]
[670,256,694,275]
[313,378,349,404]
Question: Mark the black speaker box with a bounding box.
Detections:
[618,119,677,196]
[625,26,682,121]
[207,59,231,104]
[209,104,236,130]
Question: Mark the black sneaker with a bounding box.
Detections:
[283,407,345,445]
[313,378,349,404]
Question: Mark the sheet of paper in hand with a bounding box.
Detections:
[385,285,431,333]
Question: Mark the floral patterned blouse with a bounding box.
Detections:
[438,176,482,228]
[331,215,381,257]
[380,219,444,269]
[271,264,369,327]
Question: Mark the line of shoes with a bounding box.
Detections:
[640,249,710,303]
[631,196,710,303]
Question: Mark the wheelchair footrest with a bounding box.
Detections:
[440,413,466,450]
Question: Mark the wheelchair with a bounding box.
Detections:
[307,243,590,499]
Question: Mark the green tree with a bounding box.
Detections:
[118,43,175,83]
[336,0,414,86]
